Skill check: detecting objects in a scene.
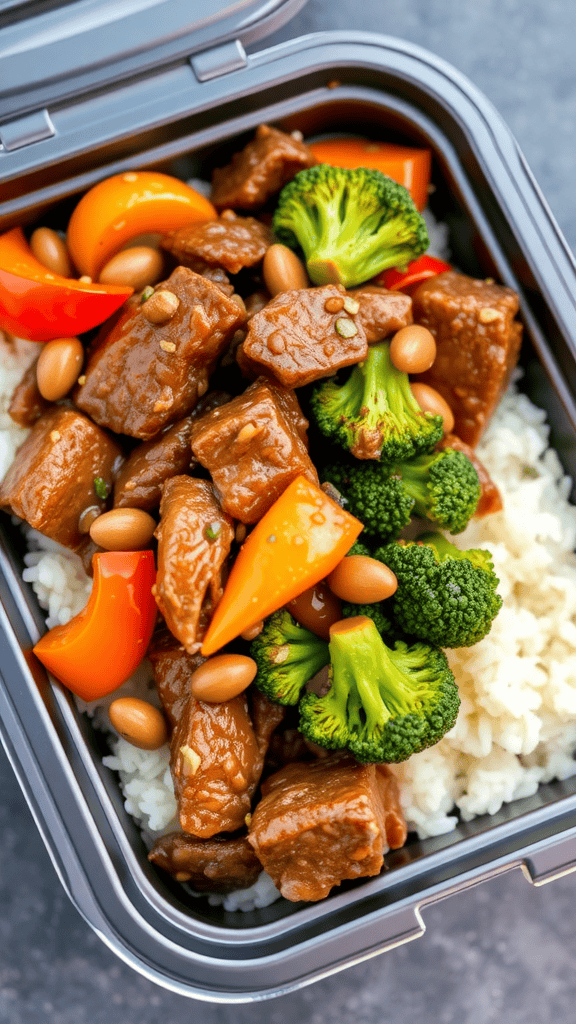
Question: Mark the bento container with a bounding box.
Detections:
[2,0,576,1001]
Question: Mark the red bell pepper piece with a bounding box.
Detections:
[376,254,452,295]
[33,550,157,701]
[0,227,132,342]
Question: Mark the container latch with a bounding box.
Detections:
[0,109,55,152]
[190,39,247,82]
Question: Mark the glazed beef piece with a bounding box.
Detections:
[154,476,234,653]
[162,213,272,276]
[147,627,205,729]
[0,407,122,550]
[75,267,245,440]
[113,390,231,512]
[211,124,316,211]
[8,359,50,427]
[438,433,503,516]
[171,693,263,837]
[349,286,413,343]
[242,285,368,388]
[248,753,407,902]
[249,689,287,759]
[413,271,522,447]
[190,378,318,523]
[148,831,261,890]
[114,416,197,511]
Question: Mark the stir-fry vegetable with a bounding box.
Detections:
[308,138,431,211]
[273,165,429,287]
[377,254,452,294]
[201,476,363,655]
[33,550,157,701]
[67,171,216,278]
[0,227,132,342]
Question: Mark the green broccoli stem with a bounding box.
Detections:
[306,215,416,288]
[329,618,420,733]
[395,454,434,516]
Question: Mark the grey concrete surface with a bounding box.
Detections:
[2,1,576,1020]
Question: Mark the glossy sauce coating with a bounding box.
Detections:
[288,580,342,640]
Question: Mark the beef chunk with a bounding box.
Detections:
[147,626,205,728]
[413,271,522,447]
[249,689,287,759]
[154,477,234,653]
[171,694,262,837]
[438,433,503,516]
[114,416,197,511]
[0,407,122,550]
[211,124,316,211]
[75,267,245,440]
[349,286,413,343]
[162,213,272,275]
[190,378,318,523]
[8,359,51,427]
[242,285,368,388]
[113,390,231,512]
[148,831,261,890]
[248,754,407,902]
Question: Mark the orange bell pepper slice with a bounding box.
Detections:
[201,476,363,656]
[67,171,217,278]
[0,227,133,342]
[308,138,431,211]
[33,550,157,701]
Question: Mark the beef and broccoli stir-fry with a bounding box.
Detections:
[0,124,523,903]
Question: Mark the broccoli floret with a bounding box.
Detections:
[322,461,414,540]
[347,539,373,557]
[395,447,481,534]
[272,165,429,287]
[377,534,502,648]
[341,602,393,637]
[251,609,329,705]
[310,340,443,462]
[298,616,459,763]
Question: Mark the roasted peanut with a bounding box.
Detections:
[142,289,180,324]
[190,654,257,702]
[109,697,168,750]
[411,382,455,434]
[98,246,164,290]
[287,581,342,641]
[89,508,156,550]
[240,620,264,641]
[390,324,436,374]
[36,337,84,401]
[326,556,398,604]
[30,227,73,277]
[263,244,309,296]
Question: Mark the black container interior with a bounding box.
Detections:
[2,53,576,991]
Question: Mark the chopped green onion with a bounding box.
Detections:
[204,522,222,542]
[94,477,108,500]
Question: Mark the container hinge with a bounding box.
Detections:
[0,109,55,153]
[190,39,247,83]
